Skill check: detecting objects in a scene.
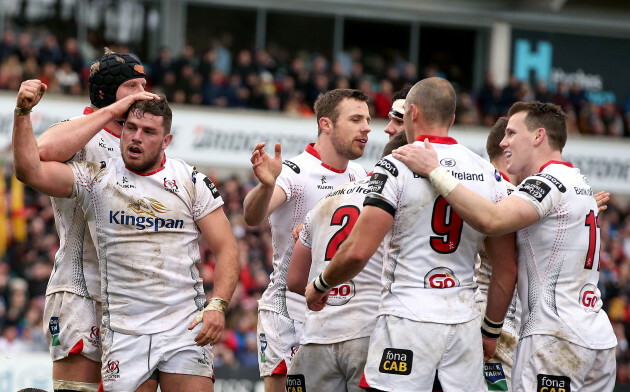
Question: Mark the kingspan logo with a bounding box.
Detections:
[109,197,184,231]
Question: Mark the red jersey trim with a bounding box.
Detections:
[83,107,120,138]
[125,154,167,176]
[305,143,346,173]
[414,134,458,144]
[272,360,288,375]
[540,160,573,172]
[359,372,371,388]
[69,339,84,354]
[500,171,511,182]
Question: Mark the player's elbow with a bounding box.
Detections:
[243,210,264,227]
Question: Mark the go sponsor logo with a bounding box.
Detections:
[424,267,459,289]
[579,284,601,312]
[326,280,355,306]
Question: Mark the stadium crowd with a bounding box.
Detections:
[1,28,630,137]
[2,24,630,387]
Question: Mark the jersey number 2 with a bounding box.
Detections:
[584,210,600,270]
[325,205,361,261]
[430,196,463,254]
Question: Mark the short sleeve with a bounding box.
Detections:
[363,157,401,217]
[275,160,300,201]
[511,173,564,218]
[191,169,225,221]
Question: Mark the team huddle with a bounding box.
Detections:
[12,50,616,392]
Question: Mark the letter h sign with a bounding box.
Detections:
[514,39,552,86]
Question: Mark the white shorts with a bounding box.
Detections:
[257,309,302,377]
[101,314,213,391]
[484,329,519,391]
[362,315,485,392]
[287,337,369,392]
[512,335,616,392]
[43,292,102,362]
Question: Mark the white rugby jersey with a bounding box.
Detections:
[299,177,382,344]
[365,135,507,324]
[474,175,521,336]
[69,156,223,335]
[46,107,120,302]
[511,161,617,349]
[259,144,367,323]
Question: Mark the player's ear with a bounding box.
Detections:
[318,117,332,135]
[533,127,546,147]
[163,132,173,149]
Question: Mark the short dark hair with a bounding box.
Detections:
[406,77,455,128]
[381,131,408,158]
[486,117,508,161]
[507,101,567,151]
[392,86,411,103]
[314,89,369,136]
[127,94,172,134]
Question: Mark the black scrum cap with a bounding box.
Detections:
[89,52,145,108]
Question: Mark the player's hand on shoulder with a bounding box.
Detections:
[305,281,328,311]
[189,309,225,346]
[392,140,439,176]
[250,142,283,186]
[17,79,47,110]
[108,91,161,120]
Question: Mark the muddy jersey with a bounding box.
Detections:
[511,161,616,349]
[299,177,382,344]
[69,156,223,335]
[474,177,521,336]
[259,144,367,323]
[46,107,120,302]
[365,135,507,324]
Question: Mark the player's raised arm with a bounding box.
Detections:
[13,80,74,198]
[243,142,287,226]
[393,141,538,236]
[189,207,240,346]
[37,91,160,162]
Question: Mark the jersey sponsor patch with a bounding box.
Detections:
[379,348,413,375]
[440,157,456,167]
[376,158,398,177]
[484,362,508,391]
[424,267,460,288]
[49,316,60,346]
[537,374,570,392]
[286,374,306,392]
[519,179,551,202]
[533,173,566,193]
[283,160,300,174]
[326,280,355,306]
[203,177,221,199]
[368,172,388,194]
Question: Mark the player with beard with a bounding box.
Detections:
[36,49,148,392]
[13,81,240,391]
[243,89,370,392]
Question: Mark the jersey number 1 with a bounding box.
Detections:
[325,205,361,260]
[584,210,600,270]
